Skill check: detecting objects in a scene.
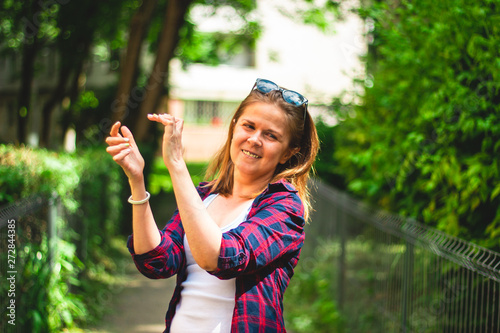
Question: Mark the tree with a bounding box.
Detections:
[111,0,158,127]
[128,0,192,141]
[2,0,343,148]
[0,0,138,147]
[112,0,262,143]
[39,1,97,147]
[326,0,500,249]
[1,0,45,144]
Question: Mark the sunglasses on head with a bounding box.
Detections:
[251,78,308,120]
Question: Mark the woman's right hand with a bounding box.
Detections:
[105,121,145,181]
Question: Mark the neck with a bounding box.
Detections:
[232,171,271,199]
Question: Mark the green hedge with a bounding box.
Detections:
[0,144,125,332]
[322,0,500,250]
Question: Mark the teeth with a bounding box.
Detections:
[242,150,260,158]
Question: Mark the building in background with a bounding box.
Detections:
[169,0,365,161]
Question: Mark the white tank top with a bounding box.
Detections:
[170,194,254,333]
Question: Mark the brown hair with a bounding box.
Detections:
[205,89,319,221]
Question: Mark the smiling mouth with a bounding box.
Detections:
[242,150,261,159]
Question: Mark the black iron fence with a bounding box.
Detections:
[305,179,500,332]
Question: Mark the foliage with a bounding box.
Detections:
[149,157,208,195]
[314,118,347,190]
[284,240,343,332]
[0,0,138,145]
[13,235,86,333]
[0,145,82,208]
[324,0,500,250]
[175,2,260,68]
[0,145,125,332]
[277,0,344,33]
[176,29,257,67]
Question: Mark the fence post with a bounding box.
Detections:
[401,240,414,332]
[337,192,346,311]
[47,192,58,271]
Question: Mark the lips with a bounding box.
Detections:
[242,149,261,159]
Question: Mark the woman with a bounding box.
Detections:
[106,78,319,332]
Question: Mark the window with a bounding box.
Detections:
[183,100,240,125]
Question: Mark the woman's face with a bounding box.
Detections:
[230,102,293,183]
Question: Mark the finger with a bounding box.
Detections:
[120,126,137,147]
[148,113,174,126]
[105,136,129,145]
[147,113,159,121]
[106,143,130,155]
[110,121,122,137]
[147,113,171,125]
[159,113,175,126]
[112,147,131,162]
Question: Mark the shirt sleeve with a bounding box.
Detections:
[209,190,305,280]
[127,210,185,279]
[126,183,211,279]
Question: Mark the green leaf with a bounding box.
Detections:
[491,184,500,200]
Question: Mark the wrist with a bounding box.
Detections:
[128,177,147,199]
[166,159,187,175]
[128,174,145,186]
[128,191,150,205]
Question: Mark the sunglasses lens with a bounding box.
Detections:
[254,78,307,116]
[256,79,279,94]
[283,90,306,106]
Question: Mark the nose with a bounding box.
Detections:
[247,132,262,146]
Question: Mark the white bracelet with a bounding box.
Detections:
[128,191,151,205]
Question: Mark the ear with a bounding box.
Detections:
[279,147,300,164]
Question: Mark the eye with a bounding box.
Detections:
[266,132,278,140]
[243,123,255,130]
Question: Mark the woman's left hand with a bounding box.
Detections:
[148,113,185,170]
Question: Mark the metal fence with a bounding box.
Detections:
[0,193,59,332]
[0,193,59,264]
[305,179,500,332]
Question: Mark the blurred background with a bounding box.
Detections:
[0,0,364,158]
[1,0,499,332]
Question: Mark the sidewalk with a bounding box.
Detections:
[85,193,178,333]
[89,262,176,333]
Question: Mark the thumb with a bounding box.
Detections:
[174,117,184,136]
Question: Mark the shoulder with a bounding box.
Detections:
[266,179,299,194]
[252,179,304,218]
[259,179,299,201]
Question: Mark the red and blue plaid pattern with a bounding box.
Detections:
[127,179,305,332]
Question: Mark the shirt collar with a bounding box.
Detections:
[198,179,298,199]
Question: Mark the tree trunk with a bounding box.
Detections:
[17,0,42,145]
[40,2,96,148]
[60,52,89,145]
[133,0,192,141]
[39,65,71,148]
[111,0,158,124]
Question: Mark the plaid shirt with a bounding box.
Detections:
[127,179,305,332]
